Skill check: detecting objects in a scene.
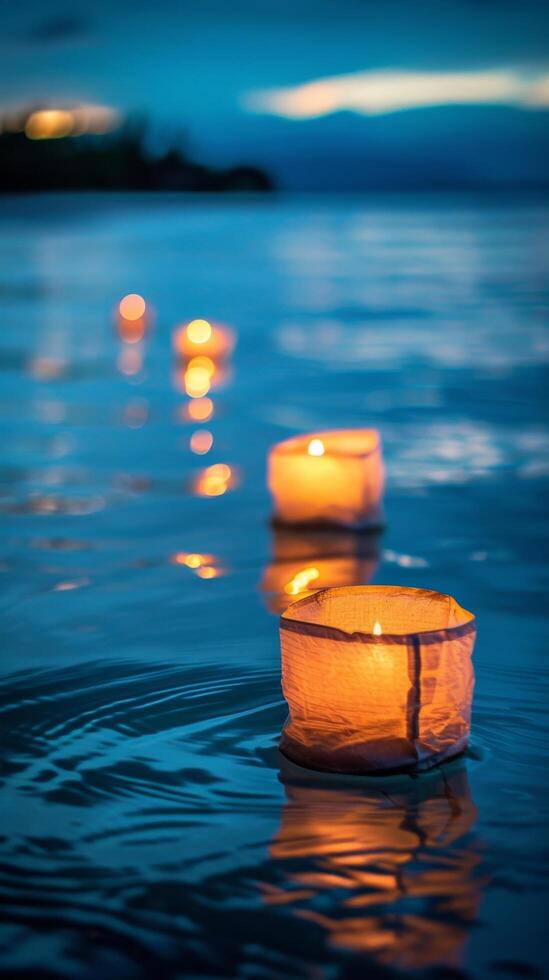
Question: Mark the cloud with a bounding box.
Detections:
[243,69,549,119]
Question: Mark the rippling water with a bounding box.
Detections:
[0,193,548,979]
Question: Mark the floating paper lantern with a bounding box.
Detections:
[279,585,476,773]
[116,293,150,344]
[261,527,380,613]
[264,758,481,969]
[173,318,235,362]
[268,429,384,529]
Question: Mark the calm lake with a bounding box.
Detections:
[0,193,548,979]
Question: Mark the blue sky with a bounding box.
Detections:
[1,1,548,186]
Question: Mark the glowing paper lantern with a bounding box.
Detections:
[261,527,380,613]
[279,585,476,773]
[116,294,150,344]
[268,429,384,529]
[173,319,235,362]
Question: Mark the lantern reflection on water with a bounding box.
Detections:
[279,586,476,773]
[262,759,483,971]
[192,463,237,497]
[268,429,384,529]
[261,527,380,613]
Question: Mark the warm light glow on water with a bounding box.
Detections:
[185,366,211,398]
[284,566,320,596]
[373,620,382,635]
[196,565,218,579]
[187,319,212,344]
[194,463,233,497]
[25,110,74,140]
[119,294,146,321]
[187,397,214,421]
[190,430,213,454]
[188,355,215,376]
[308,438,325,456]
[117,346,142,375]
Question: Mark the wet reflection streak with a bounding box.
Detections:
[262,761,485,971]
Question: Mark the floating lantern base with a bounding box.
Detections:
[279,732,470,776]
[270,505,385,533]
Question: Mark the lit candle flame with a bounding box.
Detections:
[373,620,382,635]
[284,566,320,596]
[308,439,325,457]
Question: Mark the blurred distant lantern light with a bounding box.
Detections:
[172,551,215,569]
[25,109,74,140]
[117,345,143,376]
[269,429,384,529]
[119,294,146,321]
[187,397,214,422]
[27,356,68,381]
[116,293,150,343]
[261,526,380,614]
[190,430,213,455]
[193,462,236,497]
[173,319,236,362]
[184,365,212,398]
[279,585,476,773]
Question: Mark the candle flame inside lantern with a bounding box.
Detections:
[187,319,212,344]
[284,566,320,596]
[373,620,382,635]
[308,438,325,457]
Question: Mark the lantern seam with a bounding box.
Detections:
[279,617,476,646]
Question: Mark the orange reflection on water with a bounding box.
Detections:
[193,462,235,497]
[184,365,211,398]
[117,346,143,376]
[261,527,380,613]
[26,109,74,140]
[190,430,213,455]
[263,763,484,971]
[171,551,224,579]
[186,397,214,422]
[284,566,320,595]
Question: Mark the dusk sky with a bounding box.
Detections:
[2,1,548,187]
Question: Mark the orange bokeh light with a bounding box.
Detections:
[190,430,213,455]
[194,462,234,497]
[119,294,146,321]
[184,366,211,398]
[187,397,214,422]
[187,319,212,344]
[25,109,74,140]
[196,565,218,579]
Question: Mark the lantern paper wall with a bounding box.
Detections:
[261,527,380,613]
[279,585,476,773]
[263,759,482,970]
[268,429,384,528]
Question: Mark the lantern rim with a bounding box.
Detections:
[271,429,381,460]
[280,585,476,646]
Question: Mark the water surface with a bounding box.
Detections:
[0,193,548,979]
